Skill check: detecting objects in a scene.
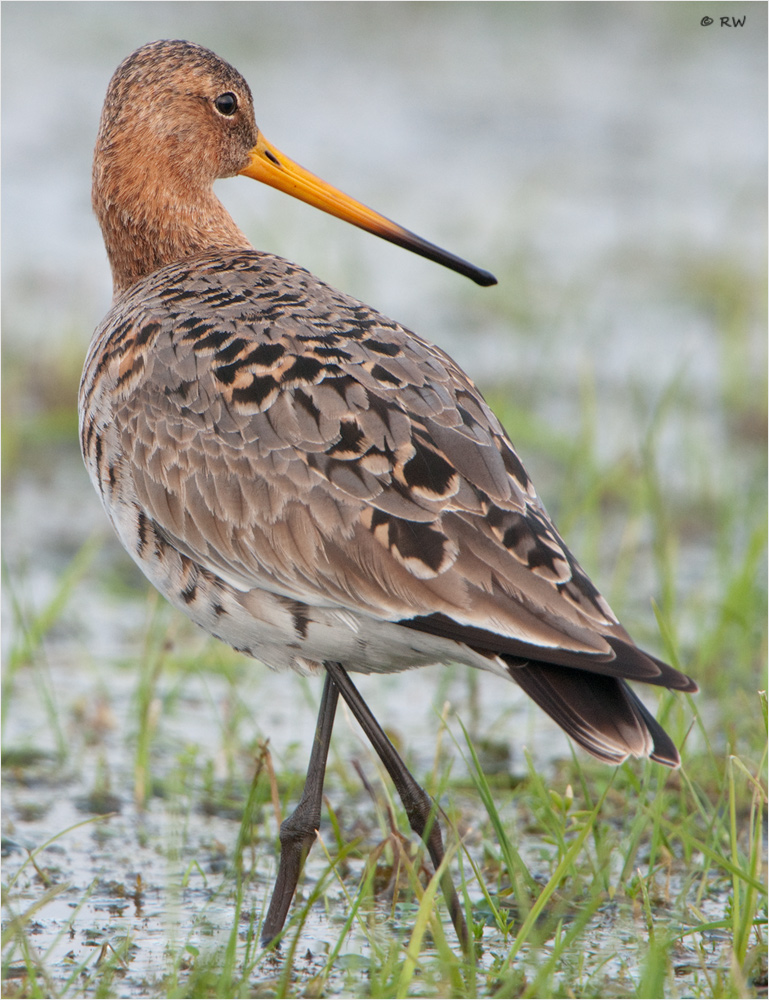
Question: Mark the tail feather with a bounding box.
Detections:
[398,611,694,767]
[507,659,681,767]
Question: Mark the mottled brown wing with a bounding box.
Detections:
[81,251,693,695]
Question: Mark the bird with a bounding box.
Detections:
[80,39,697,950]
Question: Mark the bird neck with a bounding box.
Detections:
[92,153,253,299]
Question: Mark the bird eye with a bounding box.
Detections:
[214,92,238,116]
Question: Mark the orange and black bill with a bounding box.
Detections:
[240,133,497,287]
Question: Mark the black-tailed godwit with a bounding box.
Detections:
[80,39,696,948]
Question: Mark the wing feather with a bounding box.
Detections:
[81,251,697,744]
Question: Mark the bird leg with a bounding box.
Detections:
[323,660,470,953]
[261,671,339,946]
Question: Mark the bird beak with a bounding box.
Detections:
[239,133,497,287]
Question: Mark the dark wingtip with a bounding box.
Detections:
[605,637,699,694]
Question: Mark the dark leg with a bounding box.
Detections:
[324,661,470,953]
[261,672,339,946]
